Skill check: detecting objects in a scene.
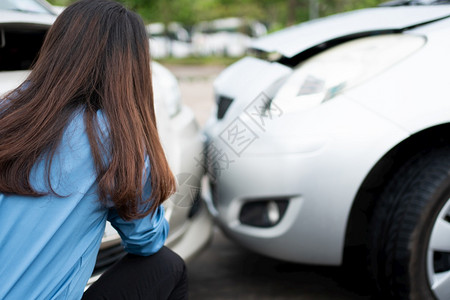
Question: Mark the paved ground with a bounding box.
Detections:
[165,64,220,126]
[188,230,374,300]
[165,64,377,300]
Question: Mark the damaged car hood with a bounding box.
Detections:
[251,6,450,58]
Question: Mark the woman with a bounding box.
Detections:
[0,1,187,299]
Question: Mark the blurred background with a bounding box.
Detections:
[47,0,385,63]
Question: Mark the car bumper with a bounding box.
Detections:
[203,94,408,265]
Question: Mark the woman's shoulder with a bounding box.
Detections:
[67,109,109,133]
[62,109,111,151]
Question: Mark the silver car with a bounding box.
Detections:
[0,0,212,287]
[204,1,450,299]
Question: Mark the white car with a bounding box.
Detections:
[192,18,267,57]
[203,1,450,299]
[0,0,212,286]
[147,22,192,59]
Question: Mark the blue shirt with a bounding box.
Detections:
[0,110,169,299]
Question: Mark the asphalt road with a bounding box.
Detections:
[165,64,377,300]
[188,230,374,300]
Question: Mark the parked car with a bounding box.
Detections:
[203,1,450,299]
[192,18,267,57]
[147,22,192,59]
[0,2,212,288]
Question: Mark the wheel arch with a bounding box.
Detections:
[344,122,450,258]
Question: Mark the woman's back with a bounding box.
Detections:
[0,109,170,299]
[0,111,107,299]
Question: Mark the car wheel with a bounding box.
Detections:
[368,148,450,300]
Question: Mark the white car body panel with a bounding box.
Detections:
[0,9,55,26]
[146,62,212,262]
[204,6,450,265]
[205,93,408,264]
[251,6,450,58]
[212,57,292,102]
[0,70,28,94]
[345,19,450,134]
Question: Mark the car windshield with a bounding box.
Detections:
[0,0,52,14]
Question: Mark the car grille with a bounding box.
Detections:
[217,95,233,119]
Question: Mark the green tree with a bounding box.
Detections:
[46,0,385,28]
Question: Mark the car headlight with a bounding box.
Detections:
[271,34,425,112]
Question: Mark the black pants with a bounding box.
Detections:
[82,247,188,300]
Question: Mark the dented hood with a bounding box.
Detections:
[251,6,450,58]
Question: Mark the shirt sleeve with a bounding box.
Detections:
[107,204,169,256]
[106,156,169,256]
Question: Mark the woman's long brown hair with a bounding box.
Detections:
[0,0,175,220]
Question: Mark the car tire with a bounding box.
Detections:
[368,147,450,300]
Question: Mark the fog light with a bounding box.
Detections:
[267,201,280,225]
[239,198,289,228]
